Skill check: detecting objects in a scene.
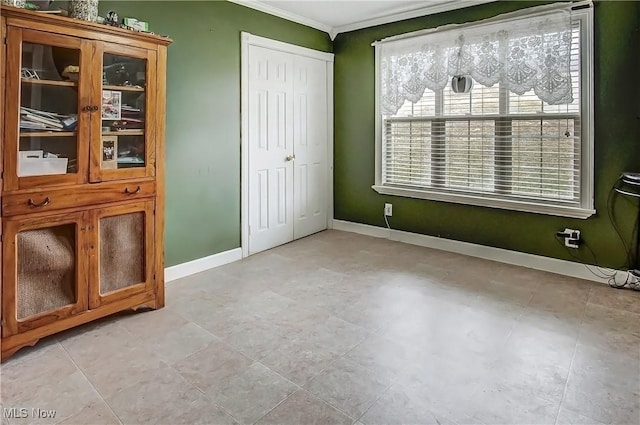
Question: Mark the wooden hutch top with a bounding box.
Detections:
[1,5,173,46]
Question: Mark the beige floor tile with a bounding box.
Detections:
[137,321,217,364]
[384,301,514,356]
[468,381,561,425]
[116,307,190,339]
[58,322,163,398]
[219,318,295,360]
[261,304,333,335]
[105,362,235,425]
[471,277,537,315]
[344,335,420,379]
[230,290,299,319]
[555,406,606,425]
[488,325,576,401]
[57,320,142,368]
[305,357,392,419]
[375,366,483,425]
[165,290,237,325]
[337,282,430,332]
[2,231,637,425]
[207,362,298,425]
[0,337,60,369]
[190,305,263,339]
[520,291,587,338]
[5,371,106,425]
[321,250,387,275]
[272,267,347,298]
[218,252,299,285]
[259,339,341,386]
[297,316,370,356]
[1,344,77,406]
[173,340,253,395]
[587,284,640,314]
[55,400,121,425]
[562,344,640,425]
[255,390,352,425]
[536,276,595,301]
[579,303,640,356]
[359,383,457,425]
[276,279,363,316]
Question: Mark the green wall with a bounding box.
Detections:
[333,1,640,269]
[99,1,332,267]
[94,1,639,270]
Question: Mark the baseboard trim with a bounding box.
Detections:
[331,220,610,284]
[164,248,243,283]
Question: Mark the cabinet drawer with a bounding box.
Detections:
[2,181,156,216]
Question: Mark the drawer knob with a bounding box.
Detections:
[124,186,141,195]
[27,197,51,208]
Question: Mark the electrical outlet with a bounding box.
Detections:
[384,203,393,216]
[563,228,580,248]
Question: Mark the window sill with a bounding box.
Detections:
[371,185,595,219]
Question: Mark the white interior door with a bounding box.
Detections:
[245,36,331,256]
[248,45,294,255]
[293,56,328,239]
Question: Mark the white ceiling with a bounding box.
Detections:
[265,1,431,28]
[229,0,495,39]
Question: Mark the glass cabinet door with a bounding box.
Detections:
[90,44,157,182]
[88,200,155,309]
[3,27,90,191]
[1,212,88,337]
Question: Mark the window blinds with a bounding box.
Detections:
[380,15,584,209]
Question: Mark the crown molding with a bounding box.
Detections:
[228,0,496,40]
[331,0,497,37]
[227,0,333,35]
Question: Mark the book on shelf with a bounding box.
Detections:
[20,106,66,119]
[61,115,78,130]
[22,113,64,128]
[121,105,141,112]
[110,128,144,134]
[20,121,65,132]
[19,107,77,131]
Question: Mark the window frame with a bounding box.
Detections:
[373,7,595,219]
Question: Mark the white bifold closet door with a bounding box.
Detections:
[247,44,328,255]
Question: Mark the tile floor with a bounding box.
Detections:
[1,230,639,425]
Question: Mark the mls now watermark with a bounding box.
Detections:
[3,408,57,420]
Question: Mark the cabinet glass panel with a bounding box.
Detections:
[17,224,76,319]
[19,43,79,177]
[101,53,146,170]
[99,212,145,294]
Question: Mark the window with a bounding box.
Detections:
[374,6,594,218]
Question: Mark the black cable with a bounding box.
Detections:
[581,238,626,276]
[581,239,631,289]
[607,183,635,269]
[554,236,614,280]
[553,231,628,282]
[580,233,638,289]
[581,239,618,279]
[569,178,640,289]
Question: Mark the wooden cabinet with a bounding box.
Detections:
[0,6,171,361]
[2,210,88,337]
[88,200,156,309]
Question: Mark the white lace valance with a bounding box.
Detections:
[379,9,574,115]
